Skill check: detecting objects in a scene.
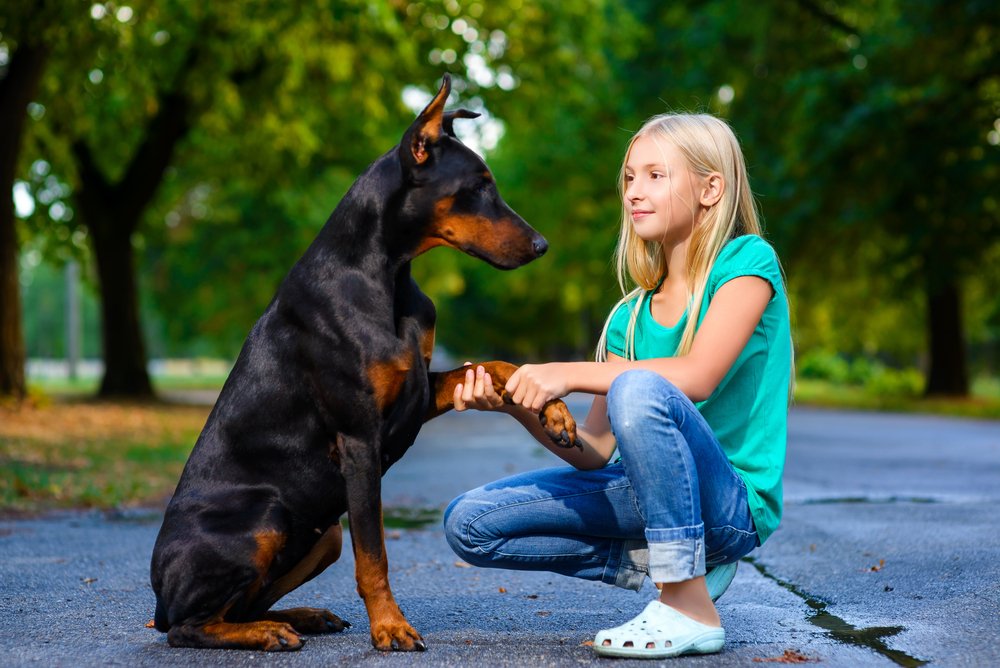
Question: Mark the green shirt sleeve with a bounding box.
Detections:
[709,235,784,302]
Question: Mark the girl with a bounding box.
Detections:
[444,112,792,659]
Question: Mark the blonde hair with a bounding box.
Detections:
[595,113,764,362]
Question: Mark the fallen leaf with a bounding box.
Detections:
[536,611,551,617]
[869,559,886,572]
[81,577,97,584]
[525,594,539,599]
[581,640,594,647]
[498,587,507,593]
[454,561,471,568]
[752,648,816,663]
[144,619,155,629]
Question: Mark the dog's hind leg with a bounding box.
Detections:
[167,619,304,651]
[249,524,350,634]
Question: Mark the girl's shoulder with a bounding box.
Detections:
[709,235,783,296]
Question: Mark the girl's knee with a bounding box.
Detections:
[443,494,473,554]
[443,491,496,565]
[607,370,681,431]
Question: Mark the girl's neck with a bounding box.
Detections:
[660,238,691,292]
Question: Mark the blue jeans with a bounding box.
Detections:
[444,370,758,590]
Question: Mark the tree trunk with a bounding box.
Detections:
[0,43,49,400]
[924,279,969,397]
[90,219,154,398]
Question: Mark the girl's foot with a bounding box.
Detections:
[593,600,724,659]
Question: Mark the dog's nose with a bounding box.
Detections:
[533,237,548,256]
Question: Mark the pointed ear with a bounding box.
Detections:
[401,74,451,168]
[443,109,481,138]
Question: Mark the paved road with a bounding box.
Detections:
[2,399,998,666]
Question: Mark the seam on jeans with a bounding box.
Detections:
[645,524,703,533]
[707,524,757,537]
[469,483,634,518]
[462,483,635,553]
[662,393,698,523]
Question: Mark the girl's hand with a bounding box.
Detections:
[506,363,569,413]
[453,364,506,412]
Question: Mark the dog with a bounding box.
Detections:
[149,74,577,653]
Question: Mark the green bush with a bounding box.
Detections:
[864,366,924,397]
[798,350,851,383]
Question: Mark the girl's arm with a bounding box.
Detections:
[453,361,623,470]
[506,275,774,411]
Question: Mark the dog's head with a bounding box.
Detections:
[395,74,547,269]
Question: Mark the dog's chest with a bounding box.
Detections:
[376,285,435,456]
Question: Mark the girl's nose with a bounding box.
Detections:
[625,180,640,201]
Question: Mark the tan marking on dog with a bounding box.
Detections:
[187,620,303,651]
[258,525,343,608]
[253,529,287,577]
[420,328,435,365]
[366,354,412,411]
[352,524,422,650]
[413,197,534,262]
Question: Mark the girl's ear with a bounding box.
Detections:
[700,172,725,207]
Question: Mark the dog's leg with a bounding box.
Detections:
[167,620,304,651]
[249,525,350,634]
[260,608,349,634]
[334,434,426,652]
[426,361,579,448]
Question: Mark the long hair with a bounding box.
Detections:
[595,113,764,362]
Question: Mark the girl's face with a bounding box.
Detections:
[624,135,704,245]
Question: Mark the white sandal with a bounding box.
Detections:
[593,600,725,659]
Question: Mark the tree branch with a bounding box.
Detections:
[793,0,858,36]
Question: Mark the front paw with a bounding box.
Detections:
[539,400,579,449]
[371,620,426,652]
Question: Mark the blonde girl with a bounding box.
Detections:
[444,112,792,659]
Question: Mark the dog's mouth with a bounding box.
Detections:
[457,234,547,270]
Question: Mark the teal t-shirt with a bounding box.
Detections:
[605,235,791,544]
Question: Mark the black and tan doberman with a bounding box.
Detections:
[149,74,577,653]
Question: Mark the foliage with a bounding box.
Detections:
[7,0,1000,393]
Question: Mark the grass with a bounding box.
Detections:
[0,398,209,517]
[793,377,1000,420]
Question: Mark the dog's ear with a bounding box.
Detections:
[443,109,480,138]
[401,74,451,169]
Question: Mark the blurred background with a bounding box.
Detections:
[2,0,999,409]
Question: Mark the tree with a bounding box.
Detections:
[16,1,437,396]
[744,0,1000,395]
[0,5,53,399]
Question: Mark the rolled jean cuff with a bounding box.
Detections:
[603,539,649,591]
[647,537,706,583]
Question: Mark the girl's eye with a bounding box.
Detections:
[650,172,664,180]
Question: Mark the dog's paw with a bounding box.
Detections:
[267,607,350,634]
[371,620,426,652]
[264,624,305,652]
[539,400,579,449]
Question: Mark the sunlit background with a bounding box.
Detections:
[2,0,998,405]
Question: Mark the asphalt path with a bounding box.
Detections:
[2,397,998,666]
